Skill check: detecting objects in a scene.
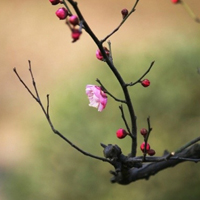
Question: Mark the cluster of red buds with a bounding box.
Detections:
[49,0,82,42]
[116,128,155,156]
[140,128,155,156]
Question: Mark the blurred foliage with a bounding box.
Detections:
[2,34,200,200]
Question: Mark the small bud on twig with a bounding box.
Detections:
[69,15,79,26]
[121,8,129,19]
[141,79,150,87]
[140,142,150,152]
[56,7,68,20]
[140,128,148,137]
[171,0,180,4]
[116,128,128,139]
[148,149,156,156]
[49,0,60,5]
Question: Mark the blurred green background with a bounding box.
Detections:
[0,0,200,200]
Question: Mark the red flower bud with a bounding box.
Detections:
[140,128,148,136]
[49,0,60,5]
[71,29,82,42]
[121,8,129,18]
[148,149,156,156]
[56,7,68,20]
[96,47,110,61]
[69,15,79,26]
[141,79,150,87]
[171,0,180,4]
[140,142,150,152]
[116,128,128,139]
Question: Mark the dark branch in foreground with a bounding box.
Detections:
[101,141,200,184]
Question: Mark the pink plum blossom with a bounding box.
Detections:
[86,85,107,112]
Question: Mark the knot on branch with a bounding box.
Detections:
[101,143,122,160]
[101,143,143,184]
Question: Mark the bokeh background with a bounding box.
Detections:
[0,0,200,200]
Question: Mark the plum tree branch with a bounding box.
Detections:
[119,105,132,136]
[104,142,200,184]
[96,78,126,103]
[100,0,140,43]
[13,61,111,164]
[126,61,155,87]
[65,0,141,157]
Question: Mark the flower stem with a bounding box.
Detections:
[181,0,200,23]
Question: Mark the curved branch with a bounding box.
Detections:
[126,61,155,87]
[13,62,111,164]
[96,78,126,103]
[100,0,140,43]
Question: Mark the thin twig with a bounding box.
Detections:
[101,0,140,43]
[181,0,200,23]
[62,0,73,15]
[28,60,40,100]
[96,79,126,103]
[14,62,111,164]
[142,117,153,161]
[13,67,38,101]
[107,40,113,63]
[46,94,50,119]
[126,61,155,87]
[175,136,200,154]
[119,105,132,137]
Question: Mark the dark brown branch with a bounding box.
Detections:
[13,62,111,164]
[142,117,153,161]
[66,0,140,157]
[110,143,200,185]
[175,136,200,153]
[129,144,200,183]
[119,105,132,136]
[46,94,50,119]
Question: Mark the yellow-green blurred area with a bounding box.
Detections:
[0,0,200,199]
